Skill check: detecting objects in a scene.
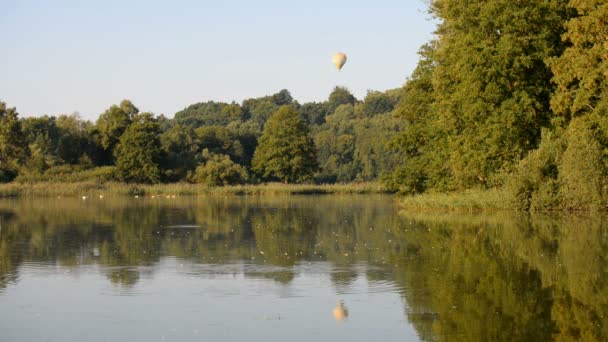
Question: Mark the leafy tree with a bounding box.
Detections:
[196,126,245,163]
[160,125,199,181]
[21,116,60,152]
[242,97,280,128]
[252,106,318,183]
[0,102,25,181]
[114,113,162,183]
[352,113,402,181]
[550,0,608,121]
[156,114,174,132]
[428,0,569,189]
[299,102,328,126]
[383,43,449,193]
[221,103,246,121]
[314,104,357,182]
[272,89,294,106]
[96,100,138,157]
[192,149,248,186]
[174,101,232,127]
[21,116,61,172]
[360,90,399,117]
[327,86,356,113]
[56,113,92,165]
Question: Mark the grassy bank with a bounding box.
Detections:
[0,182,389,198]
[397,188,512,212]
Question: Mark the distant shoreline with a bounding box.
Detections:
[0,182,390,198]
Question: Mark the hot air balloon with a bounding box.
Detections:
[332,52,347,71]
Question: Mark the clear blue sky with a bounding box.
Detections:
[0,0,436,120]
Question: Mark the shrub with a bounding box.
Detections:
[192,149,248,186]
[507,114,608,211]
[14,166,116,183]
[0,169,17,183]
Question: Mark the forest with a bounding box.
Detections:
[1,0,607,209]
[0,87,401,186]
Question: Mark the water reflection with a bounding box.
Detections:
[0,197,607,341]
[396,211,608,341]
[333,301,349,321]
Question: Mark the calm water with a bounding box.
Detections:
[0,196,607,341]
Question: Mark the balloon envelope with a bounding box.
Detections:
[332,52,347,71]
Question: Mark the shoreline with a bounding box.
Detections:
[0,182,390,198]
[397,188,513,212]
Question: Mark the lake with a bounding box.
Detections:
[0,195,606,341]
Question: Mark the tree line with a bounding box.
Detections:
[385,0,608,209]
[0,87,401,185]
[3,0,606,208]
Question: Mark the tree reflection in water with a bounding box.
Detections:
[0,197,606,340]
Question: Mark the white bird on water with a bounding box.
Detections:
[82,196,87,200]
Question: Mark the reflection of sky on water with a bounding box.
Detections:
[0,258,419,342]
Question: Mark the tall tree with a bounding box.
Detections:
[0,101,25,181]
[431,0,569,189]
[252,106,318,183]
[160,125,199,181]
[96,100,138,157]
[384,43,450,193]
[327,86,356,113]
[114,113,162,183]
[550,0,608,120]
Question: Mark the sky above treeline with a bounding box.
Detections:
[0,0,437,120]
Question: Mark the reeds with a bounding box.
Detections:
[0,182,389,198]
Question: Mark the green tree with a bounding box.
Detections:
[96,100,138,156]
[313,104,357,182]
[0,102,25,181]
[21,116,61,172]
[242,97,279,128]
[429,0,569,189]
[56,113,92,165]
[160,125,199,181]
[550,0,608,120]
[272,89,294,106]
[327,86,356,113]
[383,43,449,193]
[114,113,162,183]
[360,90,399,117]
[174,101,232,127]
[192,149,248,186]
[252,106,318,183]
[196,126,245,164]
[299,102,328,126]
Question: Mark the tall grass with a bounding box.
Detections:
[397,188,511,212]
[0,182,389,198]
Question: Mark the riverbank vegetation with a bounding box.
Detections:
[0,87,400,188]
[2,0,607,210]
[386,0,608,211]
[0,181,388,198]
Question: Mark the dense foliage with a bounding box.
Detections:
[385,0,608,210]
[2,0,608,209]
[252,106,318,183]
[0,86,400,186]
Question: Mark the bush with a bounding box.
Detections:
[507,114,608,211]
[14,166,116,183]
[192,150,248,186]
[0,169,17,183]
[557,115,608,210]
